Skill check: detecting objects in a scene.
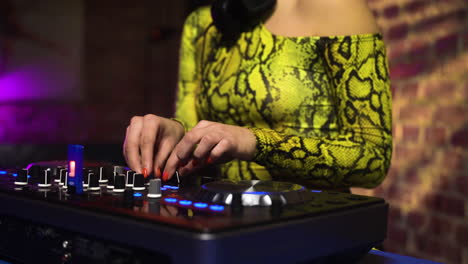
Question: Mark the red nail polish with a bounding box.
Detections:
[163,171,168,181]
[206,157,213,164]
[143,168,148,178]
[156,168,161,178]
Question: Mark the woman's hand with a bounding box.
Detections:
[162,120,257,181]
[123,114,185,177]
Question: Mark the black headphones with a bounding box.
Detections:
[211,0,277,45]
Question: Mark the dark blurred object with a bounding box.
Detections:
[188,0,213,11]
[211,0,276,45]
[0,144,126,168]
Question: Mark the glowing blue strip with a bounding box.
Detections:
[209,205,224,211]
[160,187,167,191]
[194,202,208,208]
[179,200,192,206]
[0,171,7,175]
[163,185,179,190]
[133,193,143,197]
[164,198,177,203]
[311,190,322,193]
[244,191,269,195]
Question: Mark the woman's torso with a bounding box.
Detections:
[192,7,340,181]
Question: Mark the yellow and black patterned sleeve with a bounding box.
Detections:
[251,34,392,188]
[174,8,208,130]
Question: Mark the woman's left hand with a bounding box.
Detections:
[162,120,257,181]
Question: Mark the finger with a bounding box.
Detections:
[153,138,177,178]
[124,117,144,173]
[208,138,232,163]
[176,130,204,164]
[163,131,202,181]
[140,115,160,174]
[193,133,220,160]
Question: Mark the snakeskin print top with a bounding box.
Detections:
[175,7,392,189]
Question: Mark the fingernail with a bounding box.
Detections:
[142,168,148,178]
[162,171,168,181]
[206,157,213,164]
[156,167,161,178]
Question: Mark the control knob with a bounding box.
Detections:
[38,169,52,188]
[113,174,125,193]
[14,169,28,185]
[133,173,145,191]
[88,173,100,191]
[148,179,162,198]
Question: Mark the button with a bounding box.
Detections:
[38,169,52,188]
[28,165,41,183]
[148,179,162,198]
[83,171,90,188]
[126,171,135,187]
[113,174,125,193]
[53,166,63,183]
[14,169,28,185]
[107,172,116,189]
[88,173,100,191]
[59,169,67,186]
[132,173,145,191]
[98,166,109,183]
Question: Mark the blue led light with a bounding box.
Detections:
[27,175,31,179]
[244,191,269,195]
[0,171,7,175]
[179,200,192,206]
[12,173,18,177]
[194,202,208,208]
[133,193,143,197]
[163,185,179,190]
[160,187,167,191]
[164,198,177,203]
[311,190,322,193]
[209,205,225,211]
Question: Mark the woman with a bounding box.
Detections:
[124,0,392,189]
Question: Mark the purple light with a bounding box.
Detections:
[0,64,79,101]
[0,67,46,100]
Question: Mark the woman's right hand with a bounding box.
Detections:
[123,114,185,178]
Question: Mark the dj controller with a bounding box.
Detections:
[0,146,388,264]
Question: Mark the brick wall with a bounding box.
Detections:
[352,1,468,263]
[0,0,189,145]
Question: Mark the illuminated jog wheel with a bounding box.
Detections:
[197,180,313,206]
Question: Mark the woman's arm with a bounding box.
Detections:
[174,7,211,130]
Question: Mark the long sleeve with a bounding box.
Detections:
[174,8,210,130]
[251,34,392,188]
